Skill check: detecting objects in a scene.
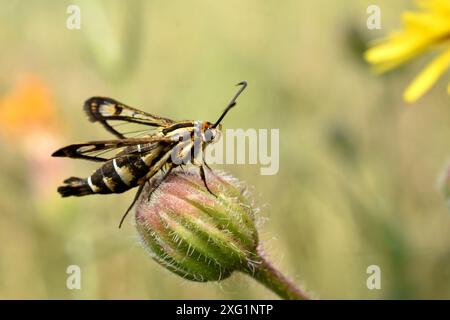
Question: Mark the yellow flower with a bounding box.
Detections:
[365,0,450,103]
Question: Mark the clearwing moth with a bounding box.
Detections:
[52,81,248,227]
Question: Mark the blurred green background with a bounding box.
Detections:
[0,0,449,299]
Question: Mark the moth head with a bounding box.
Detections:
[203,122,221,144]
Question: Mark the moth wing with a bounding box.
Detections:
[84,97,176,138]
[51,137,174,162]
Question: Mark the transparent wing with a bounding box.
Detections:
[84,97,175,138]
[51,137,173,162]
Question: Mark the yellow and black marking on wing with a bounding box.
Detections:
[51,137,171,162]
[84,97,175,138]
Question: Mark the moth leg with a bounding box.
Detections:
[193,150,216,197]
[119,165,174,228]
[199,165,216,197]
[202,152,214,173]
[147,166,173,201]
[118,182,146,229]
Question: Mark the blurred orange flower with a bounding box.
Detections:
[0,75,59,138]
[0,74,65,198]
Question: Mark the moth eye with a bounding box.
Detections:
[170,134,182,142]
[204,129,215,142]
[205,129,221,144]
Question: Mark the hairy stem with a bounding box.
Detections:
[243,249,311,300]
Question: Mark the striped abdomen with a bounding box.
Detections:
[57,149,166,197]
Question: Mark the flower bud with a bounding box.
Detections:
[135,168,259,282]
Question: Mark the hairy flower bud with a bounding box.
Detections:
[135,168,259,282]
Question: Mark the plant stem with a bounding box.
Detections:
[244,250,311,300]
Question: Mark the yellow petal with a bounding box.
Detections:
[365,33,424,65]
[418,0,450,16]
[365,1,450,74]
[403,11,450,34]
[367,41,427,74]
[404,48,450,103]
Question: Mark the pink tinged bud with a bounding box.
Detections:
[135,168,259,282]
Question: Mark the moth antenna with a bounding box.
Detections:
[212,81,247,128]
